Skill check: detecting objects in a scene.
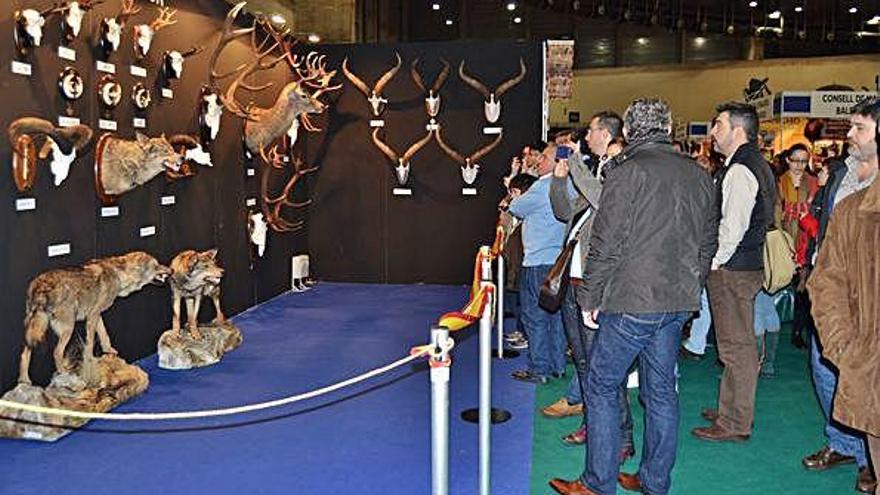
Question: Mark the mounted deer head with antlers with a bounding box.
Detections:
[411,57,450,123]
[8,117,93,190]
[459,58,526,125]
[207,2,340,231]
[435,126,503,186]
[133,6,176,59]
[342,52,401,118]
[162,45,203,82]
[371,128,434,186]
[99,0,140,56]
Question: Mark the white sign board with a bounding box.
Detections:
[810,91,877,119]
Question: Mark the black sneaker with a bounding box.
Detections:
[511,369,548,384]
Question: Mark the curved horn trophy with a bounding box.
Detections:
[410,57,450,125]
[8,117,93,191]
[371,128,434,187]
[459,58,526,125]
[342,52,401,119]
[435,126,503,186]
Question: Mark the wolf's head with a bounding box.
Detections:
[109,251,172,297]
[174,248,224,287]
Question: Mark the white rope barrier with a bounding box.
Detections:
[0,344,452,422]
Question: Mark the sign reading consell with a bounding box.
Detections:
[810,91,877,118]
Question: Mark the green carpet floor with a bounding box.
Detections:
[529,326,863,494]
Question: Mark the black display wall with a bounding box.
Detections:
[305,40,543,285]
[0,0,310,391]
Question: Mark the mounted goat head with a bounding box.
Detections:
[342,52,401,118]
[133,6,176,59]
[99,0,140,56]
[94,132,181,203]
[162,45,203,82]
[459,58,526,125]
[411,57,450,122]
[8,117,93,190]
[436,126,503,185]
[371,128,434,186]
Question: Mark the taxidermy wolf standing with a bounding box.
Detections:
[169,249,225,340]
[18,252,172,385]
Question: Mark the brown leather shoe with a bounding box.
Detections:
[548,478,599,495]
[700,408,719,422]
[802,445,856,471]
[542,397,584,418]
[856,466,877,493]
[561,425,587,445]
[691,423,750,442]
[617,472,643,492]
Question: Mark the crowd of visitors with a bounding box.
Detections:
[498,97,880,495]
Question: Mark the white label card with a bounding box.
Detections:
[98,119,117,131]
[246,168,256,177]
[161,88,173,99]
[58,116,80,127]
[392,188,412,196]
[426,123,439,131]
[11,61,32,76]
[47,243,71,257]
[130,65,147,77]
[160,195,176,206]
[462,188,478,196]
[369,120,385,128]
[139,225,156,237]
[483,127,503,135]
[245,198,257,207]
[15,198,36,211]
[57,46,76,61]
[100,206,120,217]
[133,118,146,128]
[96,61,115,74]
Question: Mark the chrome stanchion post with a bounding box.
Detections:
[479,247,492,495]
[495,254,504,359]
[430,326,451,495]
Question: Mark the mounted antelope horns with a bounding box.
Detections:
[495,58,527,97]
[370,128,434,162]
[411,57,451,94]
[458,61,490,99]
[435,127,503,165]
[342,52,402,97]
[458,58,527,98]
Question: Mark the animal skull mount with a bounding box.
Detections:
[162,45,203,84]
[165,134,212,180]
[7,117,93,191]
[248,210,267,257]
[198,85,222,143]
[132,82,151,110]
[98,0,140,57]
[133,6,177,59]
[410,57,450,123]
[207,2,341,232]
[97,74,123,110]
[341,52,402,118]
[58,66,84,101]
[370,128,434,186]
[13,6,53,55]
[54,0,103,44]
[458,58,527,125]
[435,126,504,186]
[94,131,181,203]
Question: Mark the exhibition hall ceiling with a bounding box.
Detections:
[225,0,356,42]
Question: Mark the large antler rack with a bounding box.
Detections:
[115,0,141,25]
[261,146,317,232]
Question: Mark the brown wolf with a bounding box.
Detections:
[169,249,225,340]
[18,251,172,385]
[97,132,182,198]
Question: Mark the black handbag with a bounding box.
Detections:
[538,238,577,313]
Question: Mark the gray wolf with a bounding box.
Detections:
[169,249,225,340]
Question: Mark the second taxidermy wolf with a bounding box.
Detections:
[169,249,225,340]
[19,251,171,385]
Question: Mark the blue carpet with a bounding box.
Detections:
[0,283,534,495]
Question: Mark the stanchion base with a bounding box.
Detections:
[491,348,520,359]
[460,407,512,424]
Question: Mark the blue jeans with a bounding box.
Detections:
[682,289,711,355]
[584,311,689,495]
[520,265,566,377]
[811,334,867,466]
[753,290,780,336]
[561,288,635,451]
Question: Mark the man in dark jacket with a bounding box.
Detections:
[549,98,718,495]
[692,101,777,443]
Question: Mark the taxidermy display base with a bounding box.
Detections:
[157,321,242,370]
[0,355,149,442]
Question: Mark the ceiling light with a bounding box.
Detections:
[768,10,781,19]
[868,15,880,25]
[636,37,649,45]
[307,33,321,43]
[748,1,758,7]
[794,6,803,13]
[507,2,517,11]
[270,13,286,25]
[849,7,858,14]
[513,16,522,24]
[432,3,440,10]
[445,18,453,25]
[693,36,707,46]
